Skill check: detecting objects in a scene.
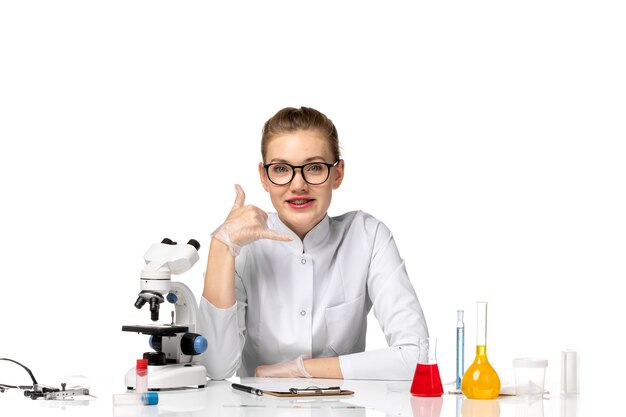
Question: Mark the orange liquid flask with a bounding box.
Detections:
[461,301,501,399]
[411,337,444,397]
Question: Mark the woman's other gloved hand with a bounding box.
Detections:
[255,355,312,378]
[211,184,292,256]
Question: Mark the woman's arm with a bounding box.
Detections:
[255,356,343,378]
[198,185,292,379]
[339,218,428,380]
[204,184,291,307]
[302,357,343,378]
[203,237,236,308]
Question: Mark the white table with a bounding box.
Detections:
[0,376,586,416]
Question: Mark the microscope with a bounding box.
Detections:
[122,238,208,390]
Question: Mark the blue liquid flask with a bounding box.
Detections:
[456,310,465,390]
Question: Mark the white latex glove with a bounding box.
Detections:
[255,355,312,378]
[211,184,292,256]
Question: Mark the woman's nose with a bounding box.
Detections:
[290,168,308,190]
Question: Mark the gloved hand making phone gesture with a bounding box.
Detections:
[211,184,293,256]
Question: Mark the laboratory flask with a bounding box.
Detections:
[461,301,500,399]
[410,337,444,397]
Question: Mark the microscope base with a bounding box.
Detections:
[125,364,207,390]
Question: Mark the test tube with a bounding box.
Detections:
[456,310,465,390]
[136,359,148,393]
[112,392,159,406]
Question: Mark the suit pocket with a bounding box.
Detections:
[324,293,365,355]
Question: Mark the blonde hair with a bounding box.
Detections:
[261,107,340,162]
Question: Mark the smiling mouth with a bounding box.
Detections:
[289,199,313,205]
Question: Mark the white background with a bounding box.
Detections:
[1,0,624,407]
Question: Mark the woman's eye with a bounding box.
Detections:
[307,163,323,172]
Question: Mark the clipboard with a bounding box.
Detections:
[232,383,354,397]
[264,386,354,397]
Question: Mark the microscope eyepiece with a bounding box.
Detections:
[187,239,200,251]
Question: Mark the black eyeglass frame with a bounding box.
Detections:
[263,160,340,185]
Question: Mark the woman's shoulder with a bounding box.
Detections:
[330,210,390,232]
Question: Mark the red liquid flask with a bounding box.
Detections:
[411,363,444,396]
[410,337,444,397]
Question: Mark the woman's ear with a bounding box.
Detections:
[332,159,345,189]
[259,162,270,192]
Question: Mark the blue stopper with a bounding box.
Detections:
[166,293,178,304]
[141,392,159,405]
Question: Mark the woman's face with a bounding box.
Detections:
[259,129,344,240]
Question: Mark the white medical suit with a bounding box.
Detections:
[197,210,428,380]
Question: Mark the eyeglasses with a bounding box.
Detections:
[263,161,339,185]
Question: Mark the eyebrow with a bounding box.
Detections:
[268,156,329,164]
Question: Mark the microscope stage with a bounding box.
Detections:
[122,324,189,335]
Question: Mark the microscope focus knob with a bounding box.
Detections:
[181,333,208,356]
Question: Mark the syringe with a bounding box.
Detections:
[456,310,465,390]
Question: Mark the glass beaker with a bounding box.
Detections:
[410,337,444,397]
[461,301,501,399]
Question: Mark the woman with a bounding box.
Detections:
[198,106,428,380]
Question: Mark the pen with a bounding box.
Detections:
[289,386,342,394]
[231,383,263,396]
